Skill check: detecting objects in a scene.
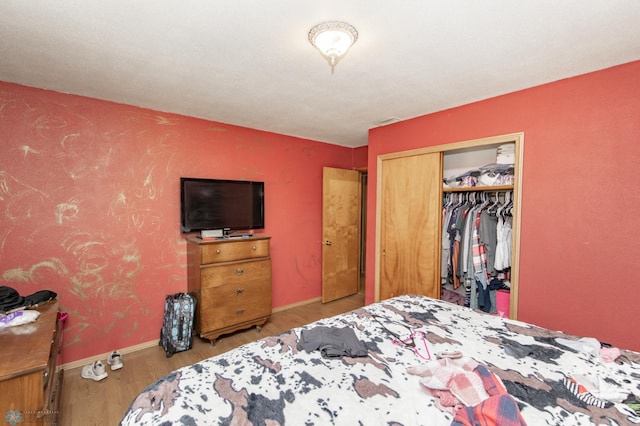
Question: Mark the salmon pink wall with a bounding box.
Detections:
[366,60,640,353]
[0,82,356,363]
[352,145,368,168]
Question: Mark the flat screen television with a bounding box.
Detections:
[180,177,265,234]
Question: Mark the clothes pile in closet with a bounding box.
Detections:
[496,143,515,165]
[443,143,516,189]
[443,163,514,189]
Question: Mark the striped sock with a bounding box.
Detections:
[563,377,610,408]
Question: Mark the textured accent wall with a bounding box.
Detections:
[367,60,640,353]
[0,82,356,363]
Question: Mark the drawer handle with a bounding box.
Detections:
[235,288,245,295]
[235,268,244,275]
[235,309,245,316]
[252,246,257,250]
[216,249,221,254]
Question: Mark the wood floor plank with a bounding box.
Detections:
[59,291,364,425]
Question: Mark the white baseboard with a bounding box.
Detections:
[61,339,160,371]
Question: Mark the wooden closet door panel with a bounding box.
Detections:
[379,152,442,300]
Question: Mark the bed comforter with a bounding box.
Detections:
[120,295,640,425]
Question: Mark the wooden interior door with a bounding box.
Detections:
[322,167,361,303]
[378,152,442,301]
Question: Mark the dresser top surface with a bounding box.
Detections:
[0,300,59,380]
[187,235,271,245]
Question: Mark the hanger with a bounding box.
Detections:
[501,191,513,217]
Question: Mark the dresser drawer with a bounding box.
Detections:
[201,238,269,264]
[200,280,272,331]
[201,258,271,289]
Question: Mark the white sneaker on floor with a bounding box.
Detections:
[107,350,123,370]
[81,360,108,381]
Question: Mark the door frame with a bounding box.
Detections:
[375,132,524,318]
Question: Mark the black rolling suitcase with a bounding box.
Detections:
[160,292,196,357]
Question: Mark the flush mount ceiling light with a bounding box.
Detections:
[308,21,358,74]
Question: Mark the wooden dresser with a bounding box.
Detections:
[0,300,63,424]
[187,236,272,343]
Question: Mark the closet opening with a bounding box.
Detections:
[375,132,523,319]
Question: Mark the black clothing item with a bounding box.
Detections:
[0,286,25,313]
[0,286,57,313]
[298,326,368,358]
[25,290,57,306]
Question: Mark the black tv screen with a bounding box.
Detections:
[180,178,265,233]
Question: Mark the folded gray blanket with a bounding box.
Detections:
[297,326,368,358]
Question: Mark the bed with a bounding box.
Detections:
[120,295,640,425]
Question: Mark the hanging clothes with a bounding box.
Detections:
[479,207,498,276]
[441,190,512,311]
[494,193,513,271]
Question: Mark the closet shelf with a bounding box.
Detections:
[443,184,514,193]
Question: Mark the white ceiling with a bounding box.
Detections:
[1,1,639,148]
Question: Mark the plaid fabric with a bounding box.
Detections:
[410,357,483,411]
[449,371,490,406]
[475,365,507,396]
[452,365,527,425]
[411,359,527,425]
[472,212,489,283]
[452,394,527,426]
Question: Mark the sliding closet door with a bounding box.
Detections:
[378,152,442,300]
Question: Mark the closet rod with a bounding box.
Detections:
[443,184,514,193]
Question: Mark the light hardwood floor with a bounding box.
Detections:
[59,291,365,425]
